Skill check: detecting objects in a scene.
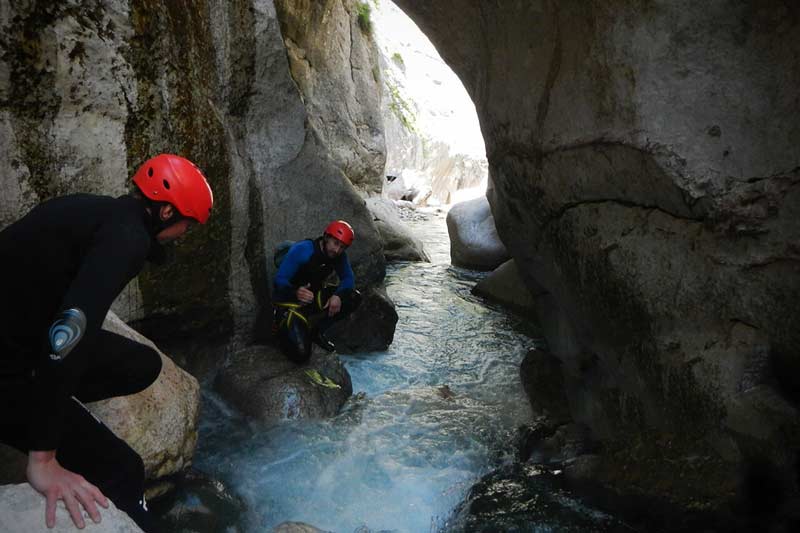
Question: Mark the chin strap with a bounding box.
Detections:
[48,308,86,362]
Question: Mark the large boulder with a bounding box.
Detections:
[214,344,352,423]
[326,287,399,352]
[0,484,142,533]
[366,197,430,262]
[446,196,509,270]
[396,0,800,516]
[471,259,540,314]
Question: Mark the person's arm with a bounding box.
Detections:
[27,221,149,528]
[273,241,313,302]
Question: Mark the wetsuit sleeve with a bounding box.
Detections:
[28,222,150,451]
[273,240,314,302]
[334,253,355,294]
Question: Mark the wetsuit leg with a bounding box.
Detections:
[275,308,312,365]
[74,330,162,402]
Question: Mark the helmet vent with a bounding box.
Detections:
[163,179,171,190]
[148,167,154,177]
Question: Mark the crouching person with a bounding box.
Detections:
[273,220,362,364]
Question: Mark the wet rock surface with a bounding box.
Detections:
[471,259,539,314]
[149,470,247,533]
[214,344,353,423]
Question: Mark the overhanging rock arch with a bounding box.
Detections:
[395,0,800,513]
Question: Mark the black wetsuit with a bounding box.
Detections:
[0,193,163,532]
[273,237,361,363]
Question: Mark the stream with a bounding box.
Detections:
[168,208,623,532]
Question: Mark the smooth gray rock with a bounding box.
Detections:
[0,483,142,532]
[214,344,352,423]
[396,0,800,513]
[366,197,430,262]
[446,196,509,270]
[471,259,540,313]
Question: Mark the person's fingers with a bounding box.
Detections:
[63,492,86,529]
[75,487,101,524]
[45,490,57,528]
[87,483,109,508]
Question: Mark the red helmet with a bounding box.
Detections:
[132,154,214,224]
[324,220,354,246]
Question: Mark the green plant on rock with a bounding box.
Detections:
[356,2,372,34]
[385,79,417,133]
[391,52,405,69]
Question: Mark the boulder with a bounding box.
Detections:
[273,523,329,533]
[446,196,509,270]
[471,259,540,313]
[366,197,430,262]
[90,312,200,480]
[214,344,352,423]
[326,287,398,352]
[0,483,142,532]
[148,470,246,533]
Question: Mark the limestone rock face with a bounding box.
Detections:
[446,196,509,270]
[366,197,429,262]
[396,0,800,514]
[89,312,200,480]
[0,483,142,533]
[214,344,352,423]
[273,0,385,194]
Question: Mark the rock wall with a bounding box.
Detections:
[395,0,800,513]
[0,0,387,346]
[274,0,385,195]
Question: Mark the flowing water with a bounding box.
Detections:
[186,209,612,532]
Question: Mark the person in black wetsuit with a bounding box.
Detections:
[273,220,362,364]
[0,154,213,532]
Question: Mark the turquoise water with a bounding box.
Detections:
[194,211,542,532]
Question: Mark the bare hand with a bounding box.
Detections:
[324,294,342,316]
[296,285,314,304]
[27,450,109,529]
